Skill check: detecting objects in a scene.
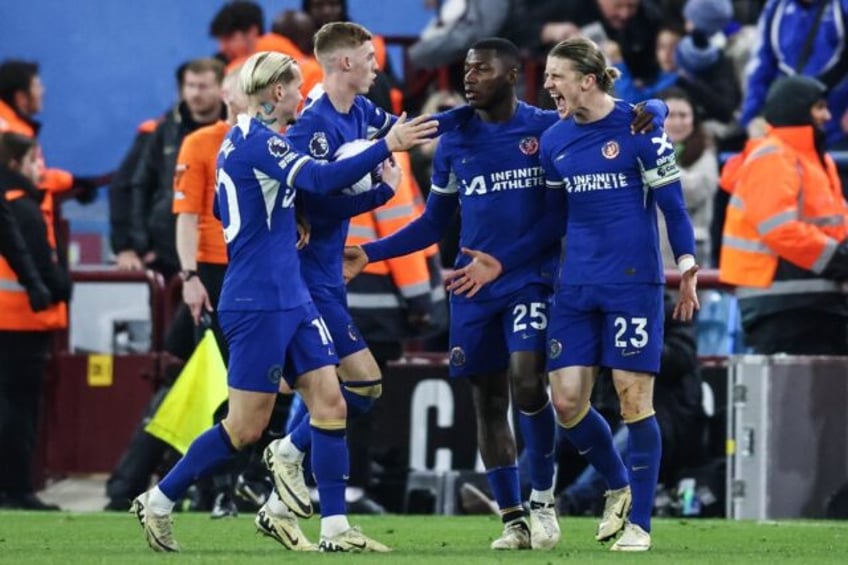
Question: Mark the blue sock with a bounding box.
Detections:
[289,381,378,454]
[311,425,348,517]
[285,394,309,435]
[518,400,557,492]
[341,380,379,418]
[158,423,236,501]
[290,414,312,453]
[626,415,661,533]
[486,465,524,522]
[560,406,628,491]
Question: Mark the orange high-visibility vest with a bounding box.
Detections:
[0,189,67,330]
[226,33,323,99]
[346,152,438,298]
[719,125,848,291]
[0,99,74,246]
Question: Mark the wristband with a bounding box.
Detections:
[180,269,199,282]
[677,256,696,275]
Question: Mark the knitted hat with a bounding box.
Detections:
[676,30,720,74]
[763,75,827,127]
[683,0,733,36]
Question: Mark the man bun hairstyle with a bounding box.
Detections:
[549,36,620,93]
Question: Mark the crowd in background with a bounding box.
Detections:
[0,0,846,520]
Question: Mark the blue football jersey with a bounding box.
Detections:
[286,87,393,290]
[540,100,690,286]
[216,114,391,311]
[431,101,559,302]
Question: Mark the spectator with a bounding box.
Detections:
[108,64,194,271]
[272,9,316,56]
[675,29,742,124]
[740,0,848,147]
[109,118,158,270]
[512,0,664,85]
[0,182,50,314]
[408,0,512,70]
[611,23,681,103]
[129,57,225,280]
[0,60,109,245]
[0,132,70,511]
[658,87,719,266]
[682,0,734,35]
[210,0,322,97]
[720,76,848,354]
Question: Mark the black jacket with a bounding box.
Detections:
[110,122,156,255]
[129,102,224,274]
[0,167,70,303]
[0,187,44,293]
[509,0,663,83]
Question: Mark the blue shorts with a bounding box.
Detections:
[547,283,663,374]
[310,285,368,360]
[220,303,339,393]
[448,284,550,378]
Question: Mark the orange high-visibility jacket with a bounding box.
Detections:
[0,189,67,331]
[719,125,848,294]
[0,99,73,246]
[345,152,445,339]
[226,33,323,99]
[347,152,437,283]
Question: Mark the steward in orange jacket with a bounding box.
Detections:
[0,132,69,510]
[0,133,69,331]
[719,76,848,354]
[0,61,108,207]
[345,152,447,351]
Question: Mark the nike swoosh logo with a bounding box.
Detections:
[350,541,367,550]
[281,526,298,546]
[258,513,299,546]
[578,447,593,455]
[556,153,567,161]
[138,501,177,553]
[279,479,312,517]
[265,450,312,517]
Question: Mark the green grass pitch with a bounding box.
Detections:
[1,512,847,564]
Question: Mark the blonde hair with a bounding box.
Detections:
[239,51,297,95]
[313,22,372,60]
[549,37,620,94]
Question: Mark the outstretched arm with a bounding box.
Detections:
[362,190,458,263]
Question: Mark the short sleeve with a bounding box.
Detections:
[172,134,206,214]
